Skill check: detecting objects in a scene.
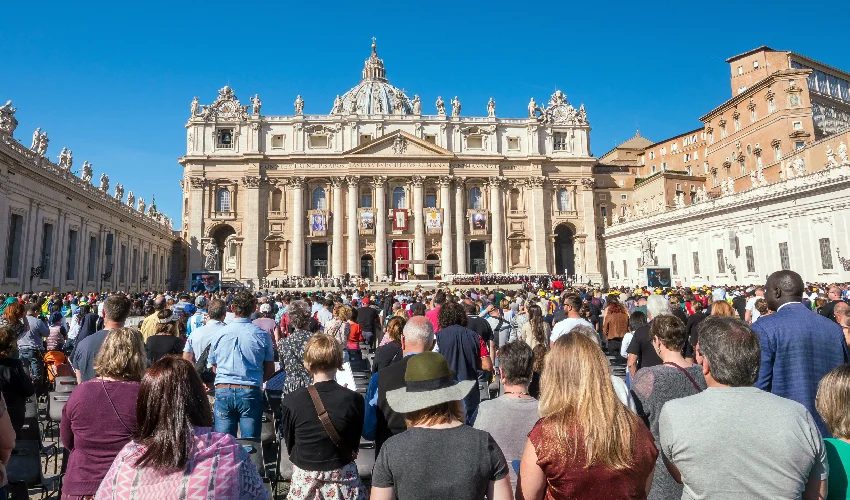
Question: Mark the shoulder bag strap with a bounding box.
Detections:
[306,385,354,462]
[663,362,703,393]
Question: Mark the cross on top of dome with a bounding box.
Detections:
[362,37,387,82]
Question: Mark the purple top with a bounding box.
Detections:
[60,379,140,495]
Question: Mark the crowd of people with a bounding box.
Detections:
[0,270,848,498]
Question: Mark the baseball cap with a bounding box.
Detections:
[260,303,272,313]
[183,304,197,316]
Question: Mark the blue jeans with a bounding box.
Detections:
[18,348,40,383]
[213,387,263,439]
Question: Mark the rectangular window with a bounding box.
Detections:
[774,145,782,160]
[424,134,436,144]
[425,194,437,208]
[216,129,234,149]
[86,236,98,282]
[779,242,790,270]
[104,233,114,280]
[623,260,628,278]
[360,191,372,208]
[359,134,373,145]
[692,251,700,275]
[662,162,667,171]
[768,98,776,113]
[66,230,78,281]
[792,121,803,130]
[600,206,607,217]
[599,194,607,200]
[507,137,520,150]
[5,214,23,279]
[131,248,138,283]
[553,133,567,151]
[271,134,284,149]
[717,249,726,273]
[795,141,805,151]
[143,251,149,280]
[120,244,127,283]
[721,125,727,139]
[309,135,329,148]
[671,254,678,275]
[620,194,628,200]
[159,256,164,284]
[610,261,615,277]
[820,238,834,270]
[745,246,755,273]
[651,165,657,174]
[619,179,625,186]
[40,223,54,279]
[466,136,483,150]
[734,118,741,131]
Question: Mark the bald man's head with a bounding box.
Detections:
[765,270,804,311]
[834,302,850,323]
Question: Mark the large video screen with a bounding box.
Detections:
[190,271,221,293]
[646,267,672,288]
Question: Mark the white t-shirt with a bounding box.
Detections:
[620,331,635,358]
[746,296,761,322]
[550,317,593,343]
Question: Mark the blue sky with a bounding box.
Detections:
[2,1,846,228]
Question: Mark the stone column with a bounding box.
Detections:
[411,175,426,275]
[454,177,467,274]
[241,175,262,285]
[437,175,453,275]
[346,176,360,275]
[488,177,505,273]
[527,176,548,273]
[373,176,388,279]
[186,177,206,288]
[331,177,344,276]
[290,177,305,276]
[580,178,601,281]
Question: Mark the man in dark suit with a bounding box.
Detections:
[753,270,849,437]
[357,297,382,350]
[361,316,435,454]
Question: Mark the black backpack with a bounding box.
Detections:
[195,344,216,384]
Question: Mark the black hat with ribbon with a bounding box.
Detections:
[386,352,476,413]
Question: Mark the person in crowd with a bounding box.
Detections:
[682,301,706,360]
[570,325,634,410]
[371,351,511,500]
[520,304,549,351]
[602,296,629,358]
[411,303,427,317]
[45,311,66,352]
[709,300,736,318]
[77,303,101,344]
[18,303,48,382]
[753,270,849,437]
[278,300,315,396]
[66,303,89,351]
[549,295,592,342]
[0,326,35,435]
[186,295,208,336]
[820,285,847,323]
[474,341,539,493]
[316,299,334,330]
[669,296,688,324]
[731,292,747,321]
[252,303,280,346]
[660,316,828,499]
[280,333,366,498]
[816,364,850,500]
[425,292,445,332]
[631,315,707,500]
[71,295,132,383]
[754,298,770,321]
[139,295,166,341]
[482,302,513,360]
[62,327,146,498]
[124,299,146,329]
[372,316,406,373]
[627,294,671,378]
[94,356,267,498]
[518,332,657,500]
[834,302,850,348]
[436,302,492,425]
[182,298,228,364]
[745,286,765,324]
[346,307,365,370]
[356,297,381,350]
[0,393,14,500]
[145,309,185,365]
[463,301,495,381]
[363,316,435,455]
[324,304,351,352]
[209,291,274,439]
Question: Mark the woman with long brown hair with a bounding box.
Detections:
[603,296,630,358]
[518,332,657,500]
[520,304,549,350]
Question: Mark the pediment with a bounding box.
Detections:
[345,130,453,157]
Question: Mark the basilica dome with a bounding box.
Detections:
[331,41,416,116]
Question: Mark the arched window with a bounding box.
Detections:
[271,188,282,212]
[312,187,326,210]
[468,187,482,209]
[217,188,231,212]
[557,188,570,211]
[392,187,406,209]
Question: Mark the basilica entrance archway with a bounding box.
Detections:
[210,224,236,270]
[554,224,575,276]
[360,255,374,281]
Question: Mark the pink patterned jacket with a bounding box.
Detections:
[95,427,267,500]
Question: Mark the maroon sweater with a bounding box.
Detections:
[60,379,140,495]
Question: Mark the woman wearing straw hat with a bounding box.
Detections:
[371,351,512,500]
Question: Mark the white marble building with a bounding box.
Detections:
[180,42,601,288]
[0,102,176,294]
[603,129,850,287]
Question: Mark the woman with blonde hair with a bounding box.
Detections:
[518,332,657,500]
[817,364,850,499]
[372,352,512,500]
[62,327,146,499]
[709,300,736,318]
[281,333,366,499]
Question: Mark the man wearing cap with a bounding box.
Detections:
[187,296,208,336]
[363,316,435,455]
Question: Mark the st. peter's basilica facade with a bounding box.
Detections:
[180,42,601,287]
